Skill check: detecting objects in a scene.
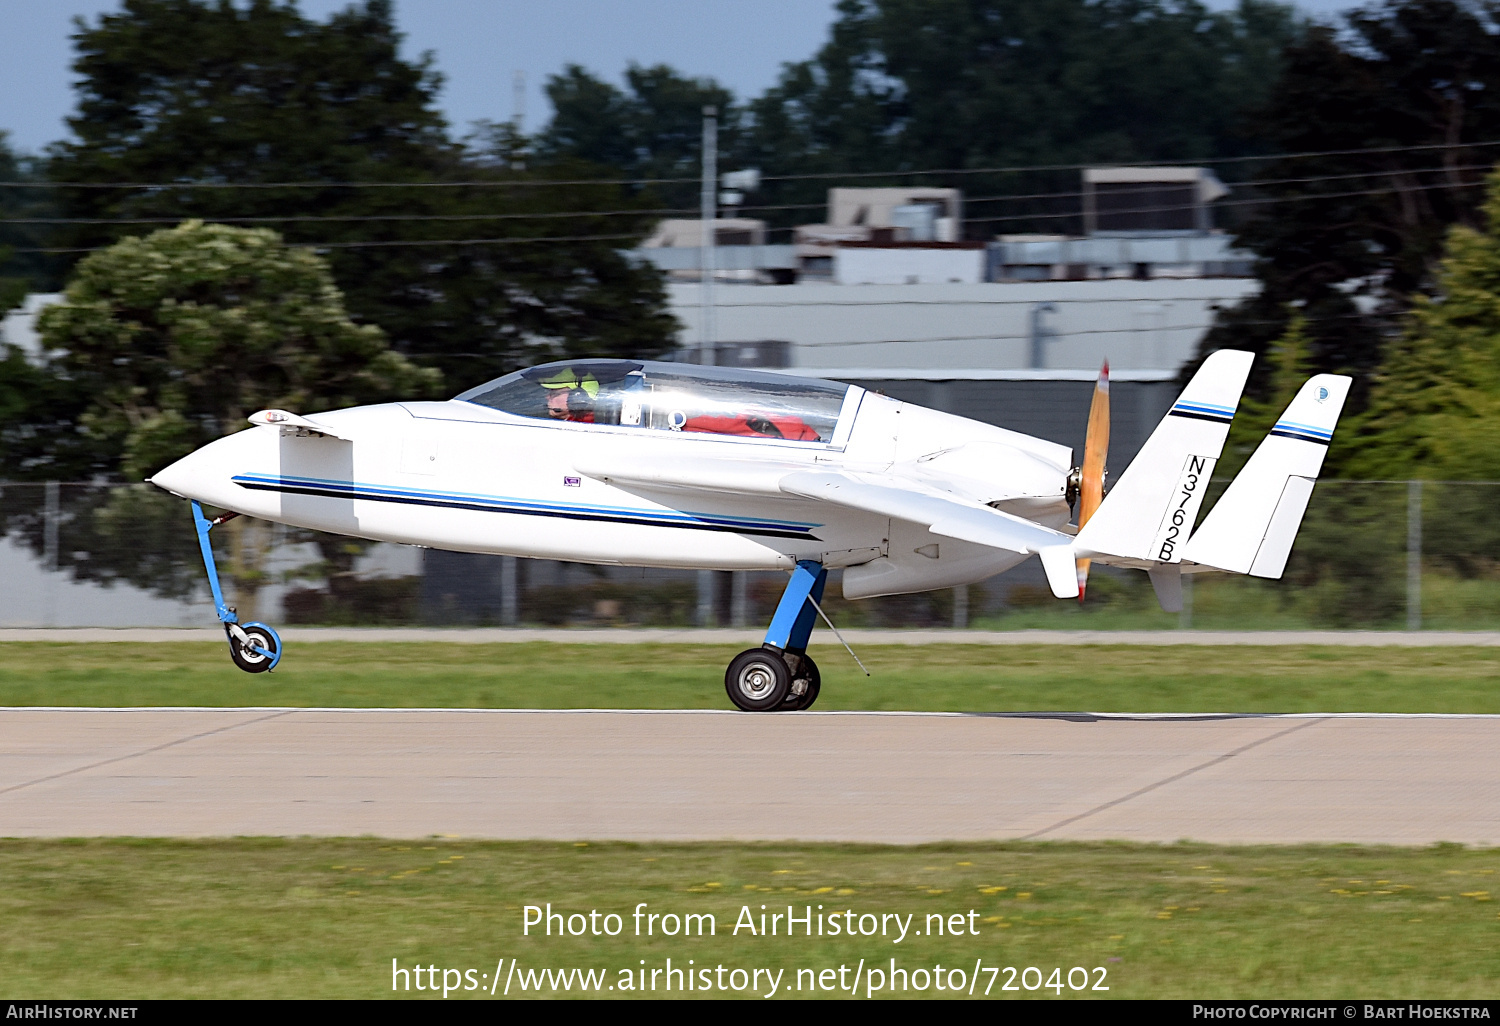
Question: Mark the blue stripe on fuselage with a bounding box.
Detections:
[231,473,821,539]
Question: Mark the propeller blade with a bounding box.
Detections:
[1075,361,1110,600]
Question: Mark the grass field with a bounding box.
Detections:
[2,641,1499,713]
[1,838,1496,999]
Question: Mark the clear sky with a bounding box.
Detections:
[1,0,1363,157]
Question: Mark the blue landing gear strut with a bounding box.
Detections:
[724,560,825,712]
[192,500,282,673]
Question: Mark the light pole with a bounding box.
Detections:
[700,105,717,366]
[1029,302,1058,369]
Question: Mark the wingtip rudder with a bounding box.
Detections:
[1178,372,1352,579]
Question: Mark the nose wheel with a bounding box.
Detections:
[227,621,282,674]
[191,501,284,673]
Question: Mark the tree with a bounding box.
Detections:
[10,220,440,618]
[1201,313,1405,625]
[538,63,738,185]
[47,0,453,251]
[531,3,1303,240]
[333,129,678,390]
[0,131,62,312]
[1343,168,1500,481]
[1216,311,1313,481]
[44,0,677,393]
[739,0,1304,236]
[0,346,100,481]
[534,63,743,232]
[38,220,438,480]
[1198,0,1500,399]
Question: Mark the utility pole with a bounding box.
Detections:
[1407,480,1423,631]
[500,555,518,626]
[952,585,969,629]
[730,571,749,628]
[1029,302,1057,369]
[697,569,715,627]
[43,480,59,627]
[700,105,717,366]
[512,70,526,133]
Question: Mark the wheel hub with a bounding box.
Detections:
[739,664,775,697]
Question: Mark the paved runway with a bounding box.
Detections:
[2,709,1497,846]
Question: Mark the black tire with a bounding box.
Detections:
[725,648,791,711]
[780,653,821,711]
[228,624,278,674]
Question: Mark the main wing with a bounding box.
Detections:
[779,470,1080,598]
[579,449,1080,599]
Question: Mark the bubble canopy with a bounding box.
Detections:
[453,360,852,443]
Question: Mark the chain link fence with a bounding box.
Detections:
[1,480,1495,630]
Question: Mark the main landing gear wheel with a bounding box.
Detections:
[779,653,821,711]
[227,622,280,674]
[725,648,791,711]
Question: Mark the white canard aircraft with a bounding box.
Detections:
[150,350,1350,710]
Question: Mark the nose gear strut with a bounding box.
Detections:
[191,500,283,673]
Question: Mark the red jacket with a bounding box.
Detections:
[682,413,821,441]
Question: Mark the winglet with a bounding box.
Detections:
[1181,374,1351,578]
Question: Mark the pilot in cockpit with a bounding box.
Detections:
[538,368,599,423]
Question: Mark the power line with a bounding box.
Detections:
[673,297,1262,311]
[21,231,650,254]
[778,310,1372,349]
[758,139,1500,183]
[0,207,694,226]
[7,159,1492,227]
[3,137,1500,191]
[5,166,1488,238]
[959,160,1500,208]
[8,162,1494,253]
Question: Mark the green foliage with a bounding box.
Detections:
[1278,482,1408,626]
[1344,168,1500,481]
[539,2,1303,236]
[0,273,25,319]
[1201,0,1500,397]
[0,344,103,480]
[0,130,63,301]
[38,220,439,479]
[282,577,421,626]
[1210,327,1410,626]
[48,0,453,227]
[44,0,676,394]
[2,640,1499,713]
[766,0,1300,169]
[538,63,737,184]
[2,838,1498,998]
[1215,314,1313,481]
[0,483,205,600]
